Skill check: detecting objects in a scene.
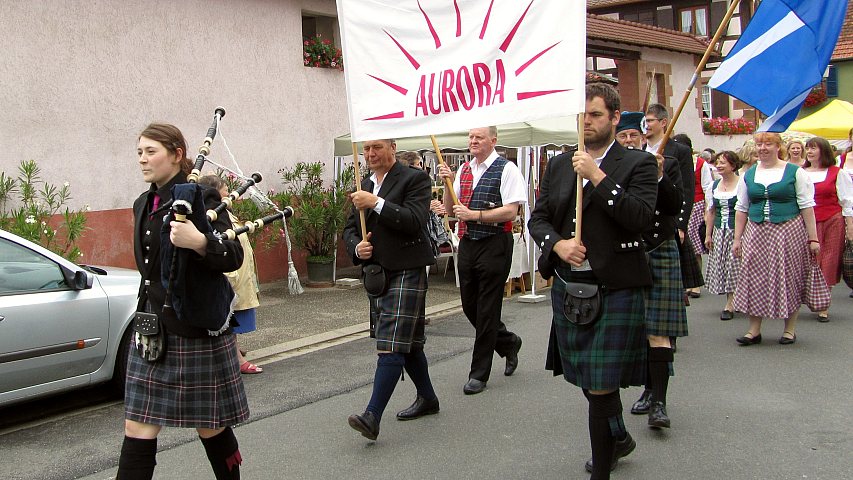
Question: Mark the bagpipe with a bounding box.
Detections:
[162,108,301,333]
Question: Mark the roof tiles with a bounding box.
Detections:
[587,14,712,55]
[832,1,853,61]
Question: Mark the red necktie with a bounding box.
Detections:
[150,193,160,219]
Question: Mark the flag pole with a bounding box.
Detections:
[351,142,368,239]
[430,135,461,205]
[575,113,585,243]
[656,0,739,155]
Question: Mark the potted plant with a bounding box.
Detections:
[274,161,354,286]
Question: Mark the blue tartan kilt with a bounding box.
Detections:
[550,275,647,391]
[646,239,689,337]
[370,267,428,353]
[125,331,249,429]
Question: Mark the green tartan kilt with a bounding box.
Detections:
[550,278,647,391]
[645,239,689,337]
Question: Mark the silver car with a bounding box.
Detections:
[0,228,140,407]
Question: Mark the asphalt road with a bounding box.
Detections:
[3,283,849,480]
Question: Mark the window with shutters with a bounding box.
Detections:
[826,65,838,97]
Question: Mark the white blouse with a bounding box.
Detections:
[735,165,816,213]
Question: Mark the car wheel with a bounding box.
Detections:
[111,326,133,396]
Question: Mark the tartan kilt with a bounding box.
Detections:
[369,267,428,353]
[679,235,705,289]
[125,332,249,429]
[550,273,647,391]
[645,239,689,337]
[816,212,845,286]
[705,226,741,295]
[733,216,809,319]
[688,201,708,255]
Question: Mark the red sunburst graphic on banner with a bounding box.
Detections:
[362,0,570,122]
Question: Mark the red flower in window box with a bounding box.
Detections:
[302,34,343,71]
[701,117,755,135]
[803,84,827,108]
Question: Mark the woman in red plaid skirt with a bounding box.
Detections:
[803,136,853,321]
[732,132,819,346]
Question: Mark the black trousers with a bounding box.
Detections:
[458,232,516,381]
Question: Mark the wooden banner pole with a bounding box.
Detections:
[657,0,739,155]
[351,142,368,239]
[430,135,460,206]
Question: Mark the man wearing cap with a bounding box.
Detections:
[617,112,688,431]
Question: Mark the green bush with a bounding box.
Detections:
[273,162,354,262]
[0,160,88,261]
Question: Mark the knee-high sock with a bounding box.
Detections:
[366,353,405,419]
[643,344,654,393]
[649,347,674,404]
[404,349,437,401]
[117,436,157,480]
[200,427,241,480]
[586,390,626,480]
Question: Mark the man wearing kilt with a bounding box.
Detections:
[616,114,688,430]
[529,84,658,479]
[343,138,439,441]
[438,127,527,395]
[121,124,248,480]
[644,106,705,299]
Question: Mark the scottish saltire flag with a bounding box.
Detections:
[709,0,846,132]
[336,0,586,141]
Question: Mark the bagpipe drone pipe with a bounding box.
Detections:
[161,107,298,332]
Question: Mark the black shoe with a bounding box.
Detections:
[736,333,762,345]
[584,432,636,473]
[687,291,701,299]
[779,332,797,345]
[463,378,487,395]
[396,395,440,421]
[720,310,734,320]
[648,401,671,428]
[630,390,652,415]
[504,336,522,376]
[347,411,380,440]
[818,313,829,323]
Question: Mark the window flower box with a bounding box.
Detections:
[303,34,343,70]
[702,117,755,135]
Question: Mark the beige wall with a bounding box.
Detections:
[0,0,349,212]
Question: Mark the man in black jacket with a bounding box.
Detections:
[529,84,658,479]
[343,139,439,441]
[644,104,704,295]
[616,113,688,431]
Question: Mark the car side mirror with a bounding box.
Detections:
[73,270,93,290]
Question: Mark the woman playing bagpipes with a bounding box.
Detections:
[119,123,247,479]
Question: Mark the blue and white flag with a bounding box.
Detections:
[709,0,846,132]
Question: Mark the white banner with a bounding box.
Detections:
[337,0,586,142]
